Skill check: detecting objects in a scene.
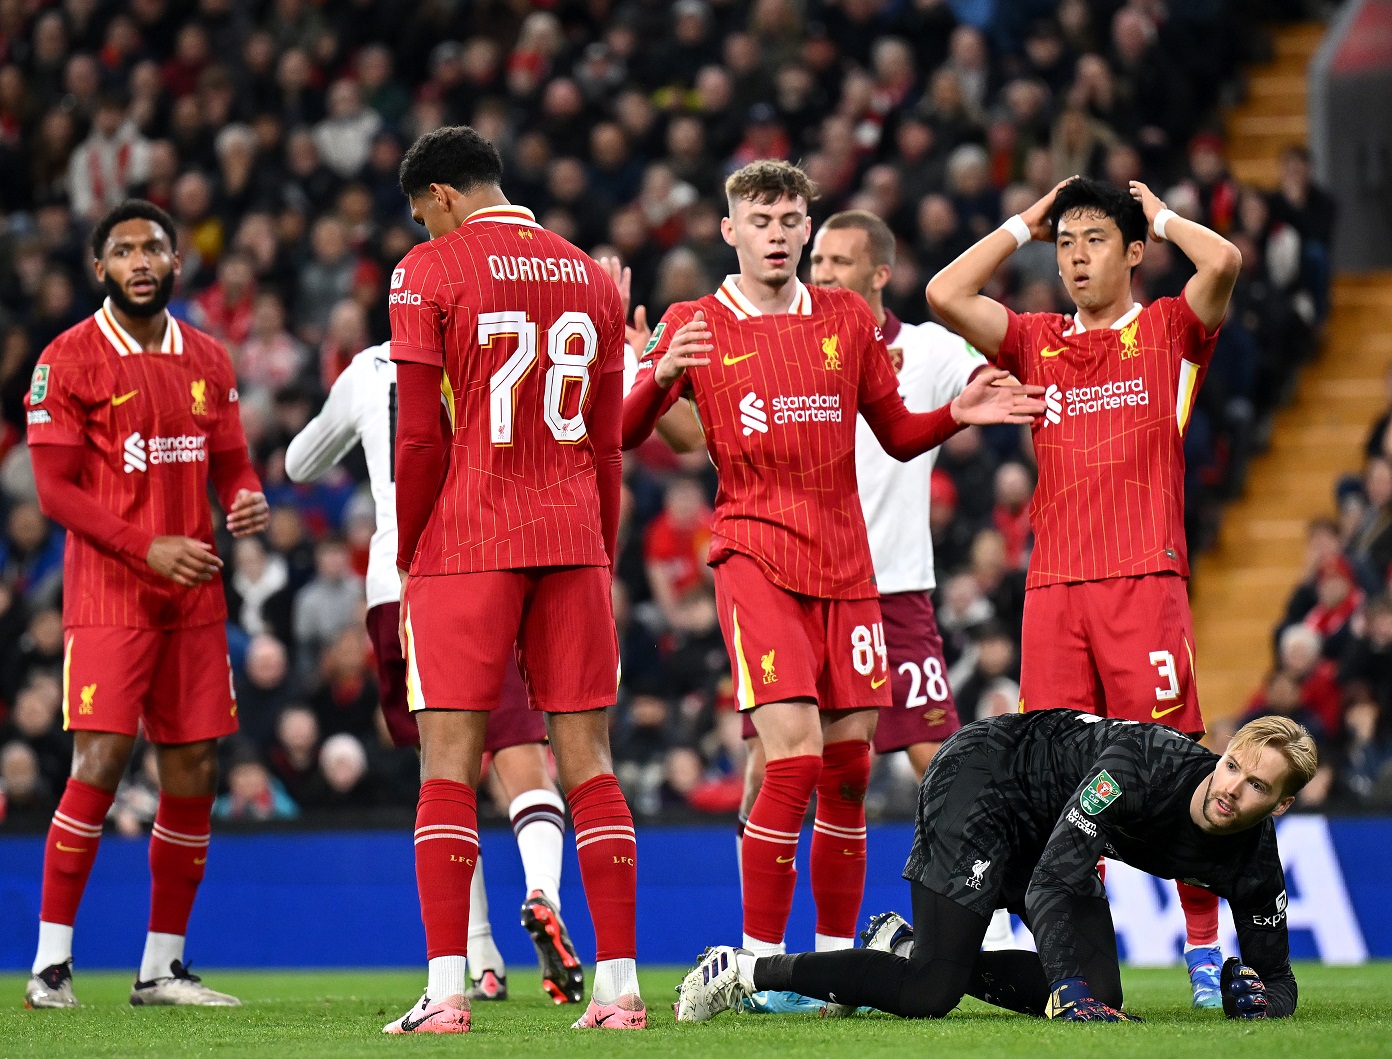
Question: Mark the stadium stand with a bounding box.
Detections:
[0,0,1345,828]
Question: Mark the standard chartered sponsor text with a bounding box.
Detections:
[1065,378,1149,416]
[771,393,842,425]
[148,434,207,463]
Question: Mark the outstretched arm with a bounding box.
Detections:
[861,369,1045,461]
[1130,181,1242,333]
[926,178,1072,358]
[286,364,361,481]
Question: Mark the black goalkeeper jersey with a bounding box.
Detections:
[904,709,1296,1016]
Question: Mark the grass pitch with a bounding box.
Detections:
[2,963,1390,1058]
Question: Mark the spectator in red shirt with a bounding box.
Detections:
[644,476,713,627]
[991,461,1034,571]
[1276,623,1343,737]
[192,251,257,352]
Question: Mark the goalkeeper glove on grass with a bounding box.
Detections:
[1045,977,1144,1022]
[1221,957,1268,1019]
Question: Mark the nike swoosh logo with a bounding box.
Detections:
[56,842,87,853]
[841,850,857,856]
[1039,346,1067,358]
[1152,702,1185,720]
[722,351,758,365]
[111,390,139,405]
[596,1012,614,1025]
[776,855,795,864]
[398,1010,434,1032]
[871,676,887,689]
[194,857,207,865]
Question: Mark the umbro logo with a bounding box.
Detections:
[739,391,768,436]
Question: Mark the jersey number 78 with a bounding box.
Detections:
[481,310,597,446]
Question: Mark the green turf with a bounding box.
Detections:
[1,963,1390,1058]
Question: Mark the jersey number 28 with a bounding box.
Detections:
[481,310,597,446]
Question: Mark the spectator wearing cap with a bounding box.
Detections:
[66,93,152,222]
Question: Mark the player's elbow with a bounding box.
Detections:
[924,274,953,317]
[1214,240,1243,282]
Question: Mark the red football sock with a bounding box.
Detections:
[40,779,114,926]
[415,779,478,959]
[568,772,637,961]
[742,754,821,946]
[148,793,213,935]
[1177,880,1221,947]
[811,740,870,941]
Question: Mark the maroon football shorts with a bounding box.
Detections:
[1019,572,1204,736]
[366,602,546,751]
[871,590,962,754]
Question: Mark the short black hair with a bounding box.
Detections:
[398,126,504,199]
[1048,177,1147,251]
[90,200,178,259]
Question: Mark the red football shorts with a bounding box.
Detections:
[872,590,962,753]
[402,567,618,714]
[366,602,546,749]
[713,552,890,714]
[62,623,238,745]
[1019,573,1205,736]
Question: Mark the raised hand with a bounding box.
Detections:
[597,255,632,319]
[1021,176,1079,242]
[628,303,652,357]
[1128,180,1168,237]
[146,536,222,587]
[949,368,1046,425]
[654,310,712,388]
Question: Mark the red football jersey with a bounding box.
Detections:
[639,276,900,600]
[389,204,624,573]
[995,294,1218,589]
[24,302,247,628]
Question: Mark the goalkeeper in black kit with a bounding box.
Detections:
[677,710,1316,1023]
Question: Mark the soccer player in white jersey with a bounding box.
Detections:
[285,343,584,1005]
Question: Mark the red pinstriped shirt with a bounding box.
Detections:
[24,303,247,628]
[995,294,1218,589]
[388,205,625,574]
[636,278,901,600]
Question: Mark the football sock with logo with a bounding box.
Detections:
[509,789,566,907]
[811,740,870,947]
[34,779,114,973]
[567,773,637,965]
[741,753,821,946]
[1177,881,1221,948]
[141,793,213,981]
[466,853,504,977]
[415,779,478,981]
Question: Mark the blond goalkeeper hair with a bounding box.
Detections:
[725,159,818,212]
[1228,715,1319,797]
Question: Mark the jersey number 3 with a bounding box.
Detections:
[481,310,597,446]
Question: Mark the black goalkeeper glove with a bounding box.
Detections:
[1221,957,1268,1019]
[1045,977,1144,1022]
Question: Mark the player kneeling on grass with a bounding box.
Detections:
[678,711,1313,1024]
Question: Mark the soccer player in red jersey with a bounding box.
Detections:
[927,176,1244,1007]
[383,127,641,1034]
[624,160,1043,965]
[22,200,267,1010]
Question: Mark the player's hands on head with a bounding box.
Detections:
[1128,181,1167,232]
[1220,957,1268,1019]
[654,310,712,388]
[1046,978,1143,1023]
[226,489,269,537]
[1021,176,1078,242]
[146,535,222,588]
[950,368,1047,426]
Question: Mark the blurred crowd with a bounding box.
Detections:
[0,0,1338,827]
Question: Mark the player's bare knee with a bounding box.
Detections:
[753,699,822,758]
[70,732,134,792]
[154,739,219,796]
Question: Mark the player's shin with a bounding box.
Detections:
[510,789,566,906]
[141,793,214,981]
[415,779,479,1003]
[567,772,639,1001]
[811,740,870,950]
[35,779,114,973]
[742,754,821,952]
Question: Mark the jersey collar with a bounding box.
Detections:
[94,298,184,356]
[714,275,812,320]
[881,307,902,345]
[1064,301,1141,337]
[464,204,543,229]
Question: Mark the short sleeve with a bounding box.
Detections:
[209,346,249,451]
[996,307,1027,379]
[24,347,90,446]
[854,301,899,408]
[1170,292,1220,371]
[389,246,448,368]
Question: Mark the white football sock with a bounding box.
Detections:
[982,908,1015,950]
[815,933,853,952]
[427,956,468,1003]
[509,789,565,908]
[138,932,184,982]
[742,935,785,958]
[736,950,759,986]
[33,922,73,974]
[467,855,504,977]
[592,957,639,1003]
